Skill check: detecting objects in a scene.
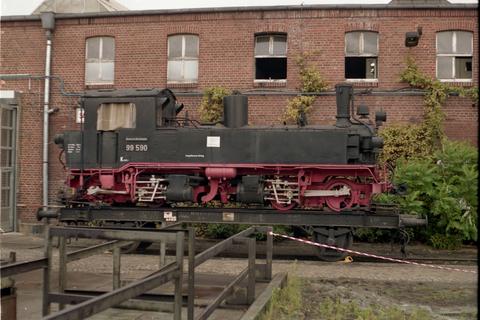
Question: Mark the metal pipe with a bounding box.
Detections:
[40,11,56,209]
[43,36,52,209]
[0,74,83,97]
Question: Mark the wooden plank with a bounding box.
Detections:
[240,273,288,320]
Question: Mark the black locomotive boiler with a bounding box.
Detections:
[54,83,389,212]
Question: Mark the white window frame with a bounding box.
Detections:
[167,34,199,84]
[345,31,379,82]
[85,37,115,85]
[254,34,287,83]
[436,31,473,82]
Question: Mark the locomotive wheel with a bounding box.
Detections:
[324,179,355,212]
[270,201,296,211]
[313,227,353,262]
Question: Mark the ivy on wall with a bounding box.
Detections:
[283,53,328,124]
[379,57,478,166]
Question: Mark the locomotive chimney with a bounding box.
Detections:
[335,83,353,127]
[223,93,248,128]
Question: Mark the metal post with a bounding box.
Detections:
[42,227,52,316]
[58,236,67,310]
[247,238,256,304]
[113,247,121,290]
[174,231,184,320]
[9,251,16,263]
[266,226,273,281]
[160,222,166,267]
[187,228,195,320]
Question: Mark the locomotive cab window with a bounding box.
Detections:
[255,34,287,81]
[345,31,378,80]
[97,103,136,131]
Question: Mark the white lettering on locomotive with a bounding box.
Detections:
[125,144,148,152]
[185,154,205,158]
[66,143,81,154]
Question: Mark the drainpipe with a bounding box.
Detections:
[40,12,55,209]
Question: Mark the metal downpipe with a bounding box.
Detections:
[41,12,55,209]
[43,38,52,208]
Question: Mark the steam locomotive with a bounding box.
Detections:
[54,83,389,212]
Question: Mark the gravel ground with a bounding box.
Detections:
[1,233,477,319]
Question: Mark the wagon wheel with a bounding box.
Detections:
[313,227,353,262]
[270,200,296,211]
[324,179,355,212]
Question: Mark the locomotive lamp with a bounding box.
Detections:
[375,110,387,127]
[357,103,370,119]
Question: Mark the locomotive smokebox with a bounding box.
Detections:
[335,83,353,127]
[223,94,248,128]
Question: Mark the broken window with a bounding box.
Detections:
[255,34,287,80]
[345,31,378,80]
[97,103,136,131]
[167,34,199,83]
[436,31,473,80]
[85,37,115,84]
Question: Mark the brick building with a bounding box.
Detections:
[0,2,477,233]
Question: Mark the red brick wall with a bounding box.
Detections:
[1,7,477,223]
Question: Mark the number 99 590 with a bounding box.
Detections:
[126,144,148,152]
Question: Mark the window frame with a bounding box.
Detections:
[344,31,379,82]
[167,34,199,84]
[85,36,115,85]
[254,34,288,83]
[436,31,473,82]
[96,102,137,131]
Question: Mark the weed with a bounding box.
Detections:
[259,265,303,320]
[314,296,432,320]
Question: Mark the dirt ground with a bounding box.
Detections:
[302,278,477,319]
[1,233,477,319]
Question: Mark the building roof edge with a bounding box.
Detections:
[1,3,477,22]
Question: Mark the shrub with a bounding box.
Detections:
[388,140,477,247]
[283,95,316,125]
[198,86,231,123]
[379,124,435,167]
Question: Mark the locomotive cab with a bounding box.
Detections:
[56,88,180,169]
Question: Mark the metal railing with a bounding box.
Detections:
[1,224,273,320]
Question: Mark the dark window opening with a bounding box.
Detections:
[345,57,377,79]
[255,58,287,80]
[455,57,472,79]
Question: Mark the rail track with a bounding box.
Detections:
[126,239,477,265]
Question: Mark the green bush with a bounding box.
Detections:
[198,86,231,123]
[283,95,316,124]
[388,140,477,247]
[379,124,435,167]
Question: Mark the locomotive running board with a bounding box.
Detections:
[51,207,427,229]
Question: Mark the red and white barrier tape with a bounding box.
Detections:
[269,232,477,274]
